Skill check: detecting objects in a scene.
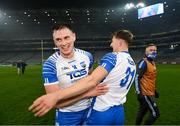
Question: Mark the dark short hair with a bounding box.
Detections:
[111,30,133,46]
[146,43,157,48]
[52,24,75,33]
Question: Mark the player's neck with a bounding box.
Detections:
[117,46,128,52]
[61,52,74,59]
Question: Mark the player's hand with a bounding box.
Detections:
[28,92,58,117]
[84,84,108,98]
[155,90,159,98]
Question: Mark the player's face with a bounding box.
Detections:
[53,28,76,58]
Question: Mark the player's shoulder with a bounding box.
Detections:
[74,48,91,55]
[101,52,117,64]
[74,48,93,58]
[44,52,60,65]
[101,52,117,60]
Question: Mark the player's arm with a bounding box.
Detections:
[29,66,108,116]
[134,59,147,94]
[54,53,115,100]
[45,84,86,108]
[29,53,116,117]
[55,51,108,108]
[55,52,110,108]
[45,84,84,108]
[87,51,94,74]
[44,68,108,108]
[45,85,60,93]
[55,84,108,108]
[55,66,108,101]
[44,56,108,108]
[44,80,107,108]
[42,58,60,94]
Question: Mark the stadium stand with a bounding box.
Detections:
[0,30,180,65]
[0,1,180,65]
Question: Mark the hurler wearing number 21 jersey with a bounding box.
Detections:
[29,29,136,125]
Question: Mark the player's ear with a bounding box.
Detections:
[73,33,76,42]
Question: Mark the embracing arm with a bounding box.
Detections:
[29,52,116,117]
[56,66,108,100]
[55,84,108,108]
[44,84,88,109]
[29,66,108,117]
[44,72,108,109]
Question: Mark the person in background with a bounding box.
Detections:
[16,60,21,75]
[16,60,27,75]
[135,43,160,125]
[21,61,27,74]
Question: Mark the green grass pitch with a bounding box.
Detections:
[0,64,180,125]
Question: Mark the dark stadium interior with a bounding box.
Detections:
[0,0,180,64]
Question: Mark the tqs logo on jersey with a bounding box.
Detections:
[66,69,87,79]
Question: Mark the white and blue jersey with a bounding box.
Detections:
[43,48,94,112]
[86,51,136,125]
[94,51,136,111]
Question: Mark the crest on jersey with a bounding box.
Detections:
[80,61,86,68]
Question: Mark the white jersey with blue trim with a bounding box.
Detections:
[93,51,136,111]
[43,48,94,112]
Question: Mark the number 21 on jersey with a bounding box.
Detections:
[120,66,136,90]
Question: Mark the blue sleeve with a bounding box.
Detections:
[85,51,94,70]
[135,59,147,94]
[99,53,117,73]
[42,60,58,84]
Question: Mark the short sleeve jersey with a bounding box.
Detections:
[94,51,136,111]
[43,48,94,112]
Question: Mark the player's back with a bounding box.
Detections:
[94,51,136,111]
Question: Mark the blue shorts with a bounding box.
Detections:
[55,108,89,126]
[86,105,124,125]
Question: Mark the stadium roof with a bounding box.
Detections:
[0,0,143,9]
[0,0,180,40]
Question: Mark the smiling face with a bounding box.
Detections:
[53,27,76,58]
